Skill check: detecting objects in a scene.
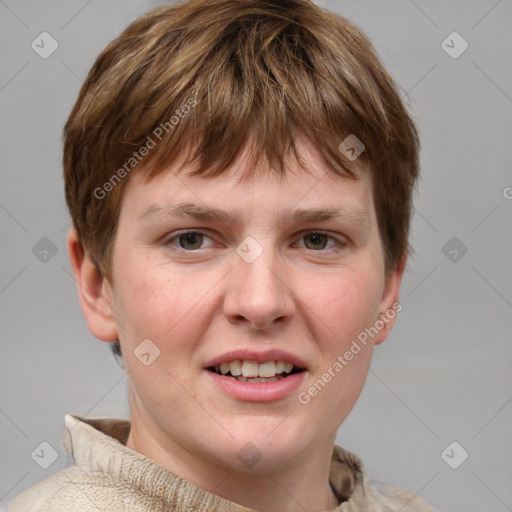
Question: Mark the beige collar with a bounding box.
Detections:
[63,414,378,511]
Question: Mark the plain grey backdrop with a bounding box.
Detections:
[1,1,511,511]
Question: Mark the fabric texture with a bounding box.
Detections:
[7,414,437,512]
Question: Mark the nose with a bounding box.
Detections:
[222,242,295,332]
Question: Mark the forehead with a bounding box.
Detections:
[121,137,374,226]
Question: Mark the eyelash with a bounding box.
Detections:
[163,230,347,254]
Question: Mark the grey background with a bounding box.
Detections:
[1,1,511,511]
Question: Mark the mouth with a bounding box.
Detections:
[206,360,306,383]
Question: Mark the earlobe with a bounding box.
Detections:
[373,253,406,346]
[67,229,118,342]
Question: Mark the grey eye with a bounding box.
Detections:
[303,233,329,250]
[178,232,204,250]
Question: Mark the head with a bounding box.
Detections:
[65,0,419,474]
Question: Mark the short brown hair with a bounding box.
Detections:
[63,0,420,359]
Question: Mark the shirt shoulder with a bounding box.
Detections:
[7,467,71,512]
[367,482,440,512]
[6,465,126,512]
[330,445,438,512]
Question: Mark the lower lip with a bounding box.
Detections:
[205,370,307,402]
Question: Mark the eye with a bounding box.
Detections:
[165,231,214,251]
[297,232,344,251]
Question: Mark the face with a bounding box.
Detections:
[77,137,403,474]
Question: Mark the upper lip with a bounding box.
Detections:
[204,349,308,369]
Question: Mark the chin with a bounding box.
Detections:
[209,417,311,468]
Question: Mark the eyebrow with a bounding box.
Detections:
[138,201,370,229]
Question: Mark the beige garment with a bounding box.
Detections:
[7,414,437,511]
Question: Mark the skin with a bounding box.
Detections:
[68,137,405,512]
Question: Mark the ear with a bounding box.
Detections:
[373,253,406,346]
[67,228,118,342]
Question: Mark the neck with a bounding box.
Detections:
[125,415,341,512]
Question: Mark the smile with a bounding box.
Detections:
[207,360,304,382]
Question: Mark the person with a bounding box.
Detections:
[7,0,437,510]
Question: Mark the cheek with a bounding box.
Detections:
[116,274,175,335]
[300,273,381,419]
[113,265,209,410]
[307,269,384,342]
[113,260,218,349]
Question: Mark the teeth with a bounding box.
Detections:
[229,360,242,376]
[234,376,281,383]
[241,360,259,378]
[258,361,276,377]
[214,360,298,378]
